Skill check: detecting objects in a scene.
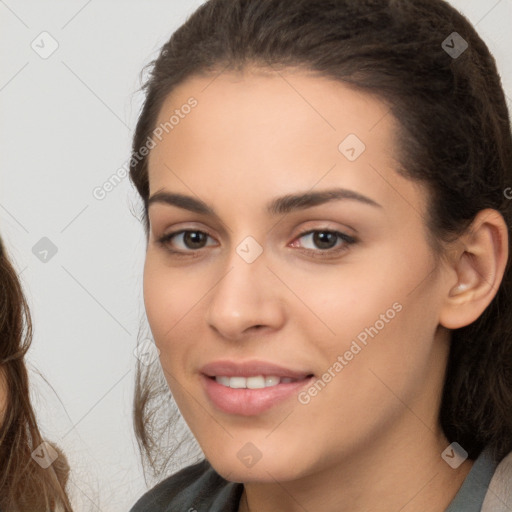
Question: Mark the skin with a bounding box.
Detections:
[143,67,508,512]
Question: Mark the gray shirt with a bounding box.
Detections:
[130,447,500,512]
[446,448,498,512]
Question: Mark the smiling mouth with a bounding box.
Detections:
[212,375,313,389]
[202,368,315,415]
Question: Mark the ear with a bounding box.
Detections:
[439,209,509,330]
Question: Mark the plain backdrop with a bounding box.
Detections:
[0,1,511,510]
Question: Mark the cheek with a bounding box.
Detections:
[142,261,194,408]
[318,281,442,420]
[290,243,441,385]
[143,256,192,350]
[142,253,217,381]
[283,251,420,350]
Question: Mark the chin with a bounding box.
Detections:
[216,463,303,484]
[206,447,310,484]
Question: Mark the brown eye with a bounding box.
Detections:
[288,228,358,260]
[158,230,217,253]
[295,230,355,252]
[311,231,338,250]
[182,231,208,249]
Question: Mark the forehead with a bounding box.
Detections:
[151,67,393,157]
[147,68,427,218]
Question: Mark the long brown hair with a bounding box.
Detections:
[130,0,512,478]
[0,236,73,511]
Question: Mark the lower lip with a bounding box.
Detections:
[201,375,314,416]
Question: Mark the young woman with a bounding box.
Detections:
[129,0,512,510]
[0,236,72,511]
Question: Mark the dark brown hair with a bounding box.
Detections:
[0,237,73,511]
[130,0,512,477]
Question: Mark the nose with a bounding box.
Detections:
[205,250,286,341]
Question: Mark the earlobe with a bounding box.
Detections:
[439,209,509,330]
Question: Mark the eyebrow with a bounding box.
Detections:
[147,188,382,217]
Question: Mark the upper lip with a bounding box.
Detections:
[201,360,313,379]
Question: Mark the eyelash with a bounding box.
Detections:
[156,228,357,259]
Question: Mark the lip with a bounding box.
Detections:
[201,360,312,379]
[200,360,314,416]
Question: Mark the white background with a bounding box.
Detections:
[0,1,511,510]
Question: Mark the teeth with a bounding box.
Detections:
[229,377,246,389]
[265,376,279,387]
[214,375,297,388]
[246,376,266,389]
[216,376,231,387]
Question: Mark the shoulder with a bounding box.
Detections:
[129,459,244,512]
[482,450,512,511]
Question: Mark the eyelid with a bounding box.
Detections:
[290,219,357,238]
[151,219,216,239]
[148,209,229,239]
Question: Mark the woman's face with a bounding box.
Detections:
[143,68,454,482]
